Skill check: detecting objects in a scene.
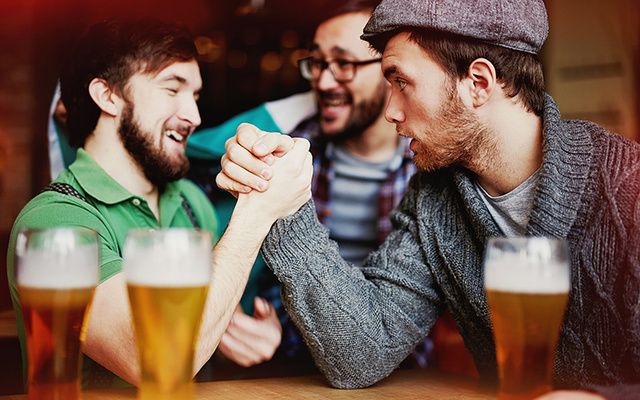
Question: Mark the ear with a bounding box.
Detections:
[464,58,497,107]
[87,78,119,117]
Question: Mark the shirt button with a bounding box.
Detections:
[132,198,141,206]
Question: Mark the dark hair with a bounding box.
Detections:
[321,0,380,21]
[370,28,545,116]
[60,18,197,147]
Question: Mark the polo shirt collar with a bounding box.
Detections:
[69,149,136,205]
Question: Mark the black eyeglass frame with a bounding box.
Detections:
[298,56,382,84]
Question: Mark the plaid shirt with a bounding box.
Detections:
[260,116,431,366]
[299,118,416,244]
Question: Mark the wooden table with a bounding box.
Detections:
[0,369,495,399]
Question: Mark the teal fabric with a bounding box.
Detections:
[186,104,280,159]
[54,119,77,172]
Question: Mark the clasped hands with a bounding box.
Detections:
[217,123,313,221]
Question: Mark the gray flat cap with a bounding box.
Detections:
[362,0,548,54]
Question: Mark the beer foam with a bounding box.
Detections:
[123,229,212,287]
[123,252,211,286]
[17,245,99,289]
[484,257,570,294]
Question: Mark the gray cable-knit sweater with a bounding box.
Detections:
[261,95,640,395]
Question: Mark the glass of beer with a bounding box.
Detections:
[123,229,211,400]
[16,227,99,400]
[484,237,570,400]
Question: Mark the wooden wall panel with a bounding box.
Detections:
[545,0,639,141]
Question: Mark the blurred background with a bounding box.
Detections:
[0,0,638,394]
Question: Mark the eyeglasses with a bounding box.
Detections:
[298,56,382,84]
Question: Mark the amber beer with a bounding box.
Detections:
[123,229,211,400]
[16,228,99,400]
[484,238,570,400]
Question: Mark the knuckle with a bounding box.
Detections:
[220,160,232,175]
[227,144,246,162]
[215,173,223,187]
[224,137,234,150]
[237,123,258,141]
[237,122,253,133]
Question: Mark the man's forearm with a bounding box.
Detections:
[193,195,275,372]
[261,201,440,388]
[83,274,140,385]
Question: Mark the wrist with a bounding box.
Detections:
[231,194,275,238]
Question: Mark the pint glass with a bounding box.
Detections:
[484,237,570,400]
[16,227,99,400]
[123,229,211,400]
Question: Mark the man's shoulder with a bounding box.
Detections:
[563,120,640,221]
[563,118,640,155]
[572,120,640,178]
[14,178,100,229]
[9,175,110,258]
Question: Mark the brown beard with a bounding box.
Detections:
[410,82,496,173]
[118,100,190,187]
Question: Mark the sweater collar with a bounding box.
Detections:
[525,94,593,238]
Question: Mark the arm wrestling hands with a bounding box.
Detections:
[219,123,312,218]
[216,123,306,197]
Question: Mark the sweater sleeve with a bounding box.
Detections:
[261,186,444,389]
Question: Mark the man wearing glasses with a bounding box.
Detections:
[187,0,422,376]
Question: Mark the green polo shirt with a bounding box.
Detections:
[7,148,218,387]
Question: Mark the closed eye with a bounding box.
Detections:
[165,87,178,95]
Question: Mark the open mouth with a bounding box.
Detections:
[319,92,352,107]
[165,129,187,143]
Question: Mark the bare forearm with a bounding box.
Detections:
[193,196,274,372]
[83,274,140,385]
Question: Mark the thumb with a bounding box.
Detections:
[253,297,272,319]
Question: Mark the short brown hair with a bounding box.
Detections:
[372,28,545,116]
[60,18,197,147]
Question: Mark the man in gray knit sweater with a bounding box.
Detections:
[216,0,640,398]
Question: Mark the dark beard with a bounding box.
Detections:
[118,102,189,187]
[320,80,386,144]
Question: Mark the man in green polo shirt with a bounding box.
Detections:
[7,18,313,387]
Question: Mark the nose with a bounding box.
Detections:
[314,67,340,91]
[384,92,405,124]
[179,97,201,128]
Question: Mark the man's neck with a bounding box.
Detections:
[341,113,399,163]
[473,102,543,197]
[84,120,160,218]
